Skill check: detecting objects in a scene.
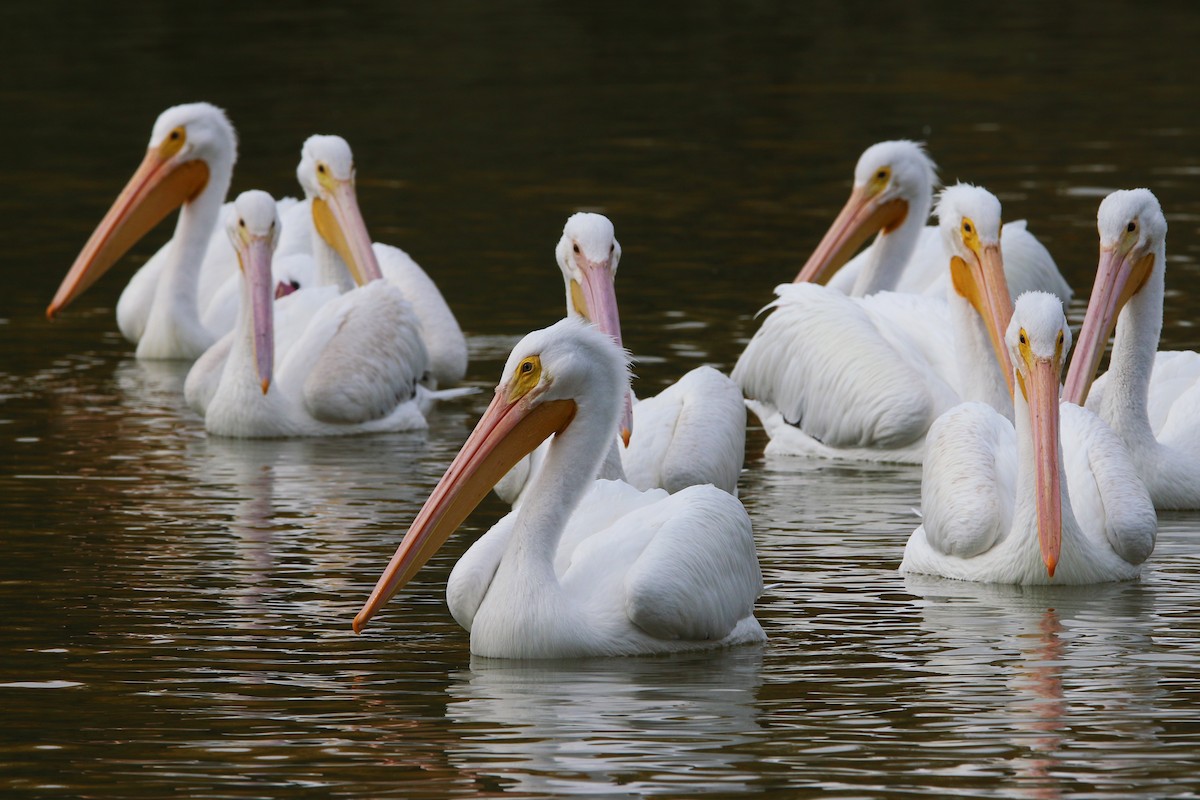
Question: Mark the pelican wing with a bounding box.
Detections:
[918,402,1017,559]
[998,220,1072,306]
[377,243,468,387]
[618,486,761,641]
[622,366,746,495]
[276,280,428,424]
[733,284,957,449]
[184,331,234,415]
[1060,403,1157,566]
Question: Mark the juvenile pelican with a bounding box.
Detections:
[1062,189,1200,509]
[901,292,1156,584]
[354,317,765,658]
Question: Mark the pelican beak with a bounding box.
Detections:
[353,390,577,633]
[570,256,633,446]
[794,184,908,284]
[234,228,275,394]
[1062,244,1155,406]
[951,241,1015,396]
[312,176,383,287]
[47,146,210,318]
[1019,351,1063,578]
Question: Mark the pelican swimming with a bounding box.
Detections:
[734,183,1018,462]
[201,134,467,387]
[1062,189,1200,509]
[200,190,434,438]
[496,213,745,504]
[46,103,247,358]
[901,292,1156,584]
[801,141,1071,304]
[353,317,765,658]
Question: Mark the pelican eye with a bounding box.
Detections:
[238,218,246,228]
[317,164,327,174]
[609,243,615,254]
[1127,221,1136,233]
[1019,332,1027,345]
[963,221,973,233]
[876,169,888,180]
[521,360,534,373]
[572,243,580,254]
[169,130,181,141]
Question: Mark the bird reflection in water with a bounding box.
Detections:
[905,577,1162,800]
[443,649,764,797]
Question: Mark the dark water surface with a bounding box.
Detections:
[3,2,1200,797]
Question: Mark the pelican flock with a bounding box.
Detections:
[734,184,1021,462]
[44,105,1191,659]
[193,190,439,438]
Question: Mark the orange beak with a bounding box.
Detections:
[353,390,577,633]
[312,177,383,287]
[794,184,908,284]
[951,242,1016,396]
[1062,245,1155,406]
[47,147,209,318]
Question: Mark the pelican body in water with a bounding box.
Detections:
[1062,189,1200,509]
[734,184,1019,463]
[354,317,765,659]
[200,191,434,438]
[901,292,1156,584]
[799,140,1071,304]
[496,213,745,504]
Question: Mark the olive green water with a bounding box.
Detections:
[2,2,1200,797]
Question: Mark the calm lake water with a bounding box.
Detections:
[3,2,1200,797]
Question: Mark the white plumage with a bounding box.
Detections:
[901,292,1157,585]
[496,213,745,504]
[196,191,435,438]
[805,140,1071,305]
[47,103,306,360]
[1062,189,1200,509]
[354,317,765,658]
[735,184,1018,462]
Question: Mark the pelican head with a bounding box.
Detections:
[225,190,280,395]
[936,183,1016,393]
[555,212,632,445]
[1008,291,1071,578]
[47,103,237,318]
[297,134,382,288]
[354,317,627,632]
[795,140,937,284]
[1062,189,1166,406]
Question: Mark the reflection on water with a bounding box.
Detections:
[4,0,1200,797]
[448,650,763,797]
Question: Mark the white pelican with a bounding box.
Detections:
[734,183,1018,462]
[47,103,244,358]
[200,190,433,438]
[802,141,1071,304]
[901,292,1157,584]
[1062,189,1200,509]
[496,213,745,504]
[353,317,765,658]
[200,134,467,388]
